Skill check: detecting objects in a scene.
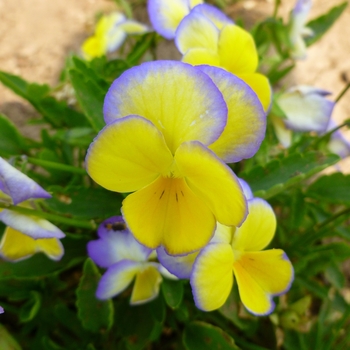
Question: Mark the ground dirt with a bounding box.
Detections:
[0,0,349,168]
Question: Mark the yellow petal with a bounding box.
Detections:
[175,12,219,54]
[122,176,216,255]
[218,24,258,74]
[233,249,294,315]
[198,66,266,163]
[270,115,292,148]
[103,61,228,154]
[130,265,162,305]
[0,227,63,262]
[81,36,107,60]
[175,141,247,227]
[182,48,221,67]
[232,198,276,251]
[191,243,234,311]
[237,73,272,112]
[86,116,174,193]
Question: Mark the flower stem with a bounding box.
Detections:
[273,0,281,18]
[335,81,350,103]
[25,157,87,175]
[0,203,96,230]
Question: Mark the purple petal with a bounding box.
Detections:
[0,157,51,205]
[157,246,197,279]
[0,306,3,314]
[238,178,253,200]
[88,216,152,268]
[326,119,350,158]
[96,260,141,299]
[191,4,234,28]
[279,86,335,133]
[0,210,65,239]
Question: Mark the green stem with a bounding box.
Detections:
[25,157,87,175]
[273,0,281,18]
[335,81,350,103]
[0,203,96,230]
[292,206,350,248]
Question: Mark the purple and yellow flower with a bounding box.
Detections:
[273,86,335,147]
[82,12,149,60]
[288,0,313,59]
[190,198,294,315]
[0,157,65,262]
[175,4,271,111]
[148,0,204,39]
[88,216,175,304]
[86,61,266,255]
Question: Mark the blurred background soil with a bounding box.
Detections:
[0,0,349,169]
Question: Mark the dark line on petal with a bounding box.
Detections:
[181,191,184,196]
[159,190,165,199]
[176,193,178,202]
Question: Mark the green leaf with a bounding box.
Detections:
[19,291,42,322]
[0,236,88,280]
[46,186,123,219]
[69,69,105,132]
[0,70,87,128]
[127,33,157,65]
[0,325,22,350]
[76,258,114,333]
[325,262,345,290]
[0,113,27,156]
[307,173,350,204]
[241,151,339,199]
[305,2,348,46]
[161,279,184,309]
[115,297,165,350]
[183,321,239,350]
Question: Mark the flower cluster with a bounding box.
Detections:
[84,0,297,315]
[0,157,65,262]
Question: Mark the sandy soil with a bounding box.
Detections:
[0,0,349,169]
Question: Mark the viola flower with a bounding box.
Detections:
[0,157,65,262]
[86,61,266,255]
[82,12,149,60]
[326,119,350,159]
[148,0,204,40]
[288,0,313,59]
[175,4,271,111]
[274,86,335,147]
[190,198,294,315]
[88,216,175,304]
[157,178,254,279]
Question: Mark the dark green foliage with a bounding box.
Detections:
[76,259,114,333]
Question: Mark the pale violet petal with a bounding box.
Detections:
[96,260,141,299]
[191,4,234,29]
[0,306,3,314]
[278,86,335,133]
[88,216,152,268]
[148,0,190,39]
[326,119,350,158]
[0,210,65,239]
[157,246,197,279]
[238,178,254,200]
[0,158,51,204]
